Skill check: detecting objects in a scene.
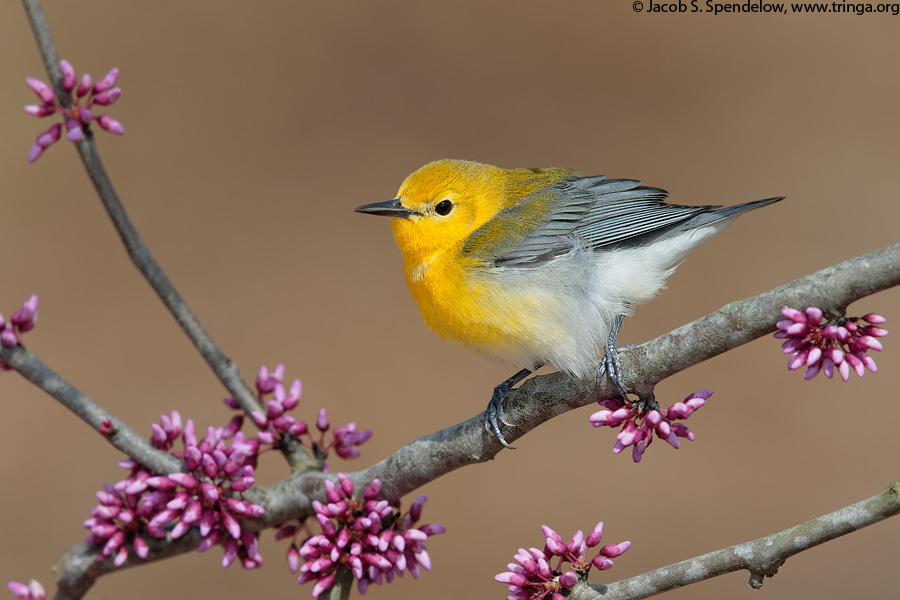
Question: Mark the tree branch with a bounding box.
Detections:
[569,482,900,600]
[261,242,900,520]
[20,0,312,469]
[0,344,182,475]
[12,238,897,595]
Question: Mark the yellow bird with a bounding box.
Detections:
[355,159,782,447]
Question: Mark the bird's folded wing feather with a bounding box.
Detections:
[469,176,720,267]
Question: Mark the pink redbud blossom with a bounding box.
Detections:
[775,307,888,381]
[10,295,39,332]
[1,295,40,351]
[589,391,711,462]
[23,60,124,162]
[93,68,120,93]
[316,408,330,432]
[7,580,46,600]
[287,474,444,597]
[60,59,77,91]
[26,78,54,104]
[256,363,285,394]
[496,522,630,600]
[248,364,371,463]
[84,411,264,569]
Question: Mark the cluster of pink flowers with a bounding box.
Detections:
[775,307,888,381]
[277,473,445,597]
[0,295,39,371]
[589,391,711,463]
[25,60,124,162]
[496,522,630,600]
[84,411,265,568]
[226,364,372,465]
[7,581,45,600]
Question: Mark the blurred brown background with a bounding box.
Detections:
[1,1,899,599]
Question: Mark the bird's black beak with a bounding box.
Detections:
[353,199,418,219]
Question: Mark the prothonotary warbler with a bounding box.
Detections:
[355,159,783,448]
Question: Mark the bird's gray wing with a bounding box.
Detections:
[489,176,720,267]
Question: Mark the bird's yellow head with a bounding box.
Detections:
[355,159,572,265]
[390,159,509,261]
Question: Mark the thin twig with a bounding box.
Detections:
[569,482,900,599]
[20,0,312,469]
[0,344,182,475]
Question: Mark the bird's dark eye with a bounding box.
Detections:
[435,199,453,216]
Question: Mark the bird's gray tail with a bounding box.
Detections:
[707,196,784,223]
[681,196,784,230]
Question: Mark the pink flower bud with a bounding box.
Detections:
[566,529,584,554]
[133,536,149,558]
[585,521,604,547]
[97,114,124,135]
[805,306,823,323]
[544,536,568,556]
[803,363,821,380]
[27,143,44,163]
[806,346,822,366]
[316,408,330,432]
[822,358,835,379]
[76,73,92,97]
[167,473,199,488]
[364,479,381,500]
[600,540,631,557]
[781,307,806,322]
[60,59,77,91]
[338,473,354,496]
[222,538,239,567]
[822,325,840,339]
[286,544,300,573]
[222,511,242,539]
[311,573,336,597]
[864,326,889,338]
[7,582,32,600]
[788,349,809,370]
[410,494,427,522]
[93,68,120,93]
[267,398,284,418]
[145,476,177,490]
[250,411,268,428]
[845,352,865,377]
[92,87,121,106]
[838,360,851,382]
[861,354,878,373]
[26,77,55,104]
[36,124,61,149]
[195,530,220,553]
[65,119,83,141]
[495,571,528,586]
[785,322,809,336]
[283,379,302,409]
[856,336,883,352]
[24,104,56,117]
